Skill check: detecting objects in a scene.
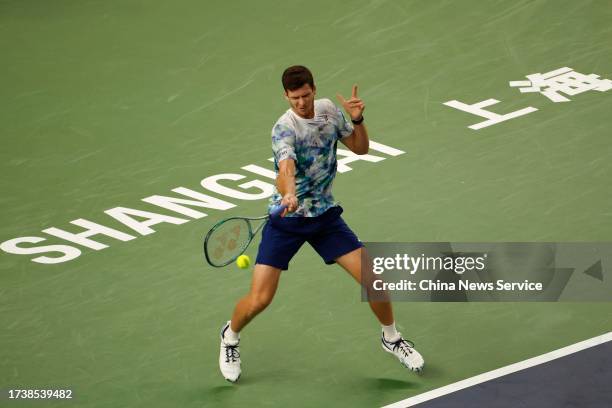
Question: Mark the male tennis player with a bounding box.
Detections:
[219,65,424,382]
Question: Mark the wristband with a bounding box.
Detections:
[351,115,364,125]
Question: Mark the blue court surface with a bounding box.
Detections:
[385,332,612,407]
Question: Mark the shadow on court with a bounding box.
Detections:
[365,377,417,391]
[207,384,238,396]
[416,362,445,380]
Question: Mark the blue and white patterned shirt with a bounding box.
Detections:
[269,98,354,217]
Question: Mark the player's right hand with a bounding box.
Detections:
[281,193,298,216]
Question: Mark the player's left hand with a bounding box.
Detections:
[336,84,365,121]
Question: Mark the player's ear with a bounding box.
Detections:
[283,91,289,101]
[312,85,316,96]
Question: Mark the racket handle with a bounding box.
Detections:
[269,204,287,218]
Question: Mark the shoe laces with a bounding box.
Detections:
[389,336,415,358]
[224,343,240,363]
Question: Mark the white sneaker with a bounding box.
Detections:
[219,322,241,382]
[381,332,424,372]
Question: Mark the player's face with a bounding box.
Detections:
[285,84,316,119]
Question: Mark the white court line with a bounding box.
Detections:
[382,331,612,408]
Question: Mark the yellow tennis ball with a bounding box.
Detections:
[236,255,251,269]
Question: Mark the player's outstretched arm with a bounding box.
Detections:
[337,84,369,155]
[277,159,298,216]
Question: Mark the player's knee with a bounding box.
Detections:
[248,292,274,314]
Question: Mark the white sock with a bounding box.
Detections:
[224,321,240,344]
[382,322,400,342]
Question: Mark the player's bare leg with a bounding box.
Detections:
[335,247,394,324]
[231,264,282,331]
[335,247,425,372]
[219,263,282,382]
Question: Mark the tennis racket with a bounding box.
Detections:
[203,205,287,267]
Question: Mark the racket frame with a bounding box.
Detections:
[203,214,268,267]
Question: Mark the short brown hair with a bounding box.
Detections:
[282,65,314,91]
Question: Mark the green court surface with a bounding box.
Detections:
[1,1,611,407]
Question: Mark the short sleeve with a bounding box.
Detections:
[272,122,297,163]
[331,101,354,140]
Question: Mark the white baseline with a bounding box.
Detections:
[382,331,612,408]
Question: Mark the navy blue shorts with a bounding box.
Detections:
[255,206,363,270]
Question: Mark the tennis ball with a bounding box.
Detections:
[236,255,251,269]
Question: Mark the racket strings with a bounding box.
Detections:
[206,219,251,266]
